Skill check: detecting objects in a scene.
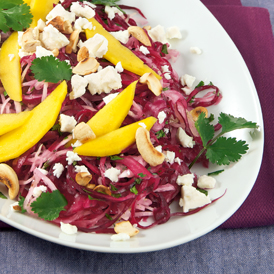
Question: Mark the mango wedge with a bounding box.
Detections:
[30,0,59,27]
[75,117,157,157]
[0,32,22,102]
[0,81,67,162]
[85,18,161,80]
[87,80,137,137]
[0,111,32,136]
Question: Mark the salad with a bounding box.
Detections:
[0,0,258,239]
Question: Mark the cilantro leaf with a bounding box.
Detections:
[195,112,215,147]
[0,0,32,33]
[31,56,72,84]
[0,192,7,199]
[161,44,168,54]
[18,195,26,213]
[31,190,67,221]
[206,137,249,165]
[219,113,258,134]
[91,0,125,13]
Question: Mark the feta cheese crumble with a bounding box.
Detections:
[75,165,90,174]
[111,233,130,241]
[157,111,167,124]
[105,5,123,20]
[74,17,93,31]
[81,33,108,58]
[110,30,130,44]
[103,92,119,105]
[148,25,168,44]
[176,173,194,186]
[177,127,195,148]
[46,4,76,23]
[35,45,54,58]
[104,167,121,182]
[115,61,124,73]
[33,185,47,198]
[190,46,202,55]
[70,74,89,99]
[59,114,77,133]
[53,163,65,178]
[164,150,175,164]
[166,26,182,39]
[197,175,216,189]
[60,222,78,235]
[139,45,150,55]
[66,151,82,165]
[70,2,95,19]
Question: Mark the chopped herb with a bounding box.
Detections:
[161,44,168,54]
[110,184,118,191]
[51,124,62,136]
[42,161,50,170]
[197,188,208,196]
[138,173,146,178]
[72,161,77,166]
[163,87,169,91]
[88,195,101,201]
[195,81,205,88]
[18,195,26,213]
[91,0,125,13]
[31,56,72,83]
[135,178,142,184]
[208,169,225,176]
[3,91,7,96]
[165,120,169,125]
[156,129,166,139]
[112,193,122,198]
[0,192,7,199]
[31,190,67,221]
[110,155,123,160]
[0,0,33,33]
[105,213,113,220]
[130,185,138,195]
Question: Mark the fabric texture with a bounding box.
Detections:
[1,0,274,230]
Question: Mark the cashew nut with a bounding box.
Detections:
[135,127,165,166]
[65,30,80,54]
[73,122,96,143]
[114,221,139,237]
[21,28,41,53]
[72,57,100,76]
[75,172,92,186]
[189,106,208,122]
[93,185,111,196]
[0,164,19,200]
[143,26,151,31]
[47,16,73,34]
[51,48,59,57]
[139,72,162,96]
[128,26,151,47]
[77,46,89,62]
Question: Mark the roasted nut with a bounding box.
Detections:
[21,28,41,52]
[128,26,151,47]
[73,122,96,143]
[93,185,111,196]
[52,48,59,57]
[139,72,162,96]
[47,16,73,34]
[114,221,139,237]
[189,106,208,122]
[143,25,151,31]
[135,127,165,166]
[77,46,89,62]
[75,172,92,186]
[37,19,46,32]
[86,183,96,189]
[72,57,100,76]
[0,164,19,200]
[65,30,80,54]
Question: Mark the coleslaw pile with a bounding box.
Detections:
[0,0,226,237]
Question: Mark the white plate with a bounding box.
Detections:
[0,0,264,253]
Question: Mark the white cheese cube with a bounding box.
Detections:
[60,222,78,235]
[70,2,95,19]
[166,26,182,39]
[59,114,77,133]
[70,74,88,99]
[179,185,211,213]
[104,167,121,182]
[35,45,54,58]
[53,163,65,178]
[40,24,70,51]
[157,111,166,124]
[85,66,122,95]
[176,173,194,186]
[110,30,130,44]
[197,175,216,189]
[81,33,108,58]
[139,45,150,55]
[66,151,82,165]
[46,4,76,23]
[177,127,195,148]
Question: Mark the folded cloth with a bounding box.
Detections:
[1,1,274,230]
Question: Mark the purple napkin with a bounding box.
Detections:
[1,1,274,230]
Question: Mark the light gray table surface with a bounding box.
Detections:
[1,1,274,273]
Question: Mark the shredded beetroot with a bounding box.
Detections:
[0,1,224,233]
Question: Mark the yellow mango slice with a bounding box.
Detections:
[0,32,22,102]
[87,80,137,137]
[0,81,67,162]
[0,111,32,136]
[75,117,157,157]
[30,0,59,27]
[85,19,161,80]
